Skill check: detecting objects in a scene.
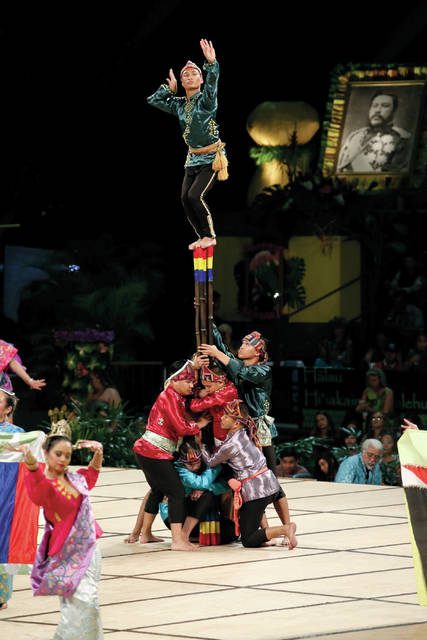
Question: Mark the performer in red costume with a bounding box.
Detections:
[190,364,238,447]
[133,360,209,551]
[9,424,104,638]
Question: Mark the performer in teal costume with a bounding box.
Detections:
[147,39,228,250]
[199,326,278,475]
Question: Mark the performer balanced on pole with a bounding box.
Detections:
[147,39,228,251]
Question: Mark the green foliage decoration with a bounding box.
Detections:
[284,257,306,309]
[42,401,146,468]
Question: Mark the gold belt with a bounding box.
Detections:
[188,140,228,181]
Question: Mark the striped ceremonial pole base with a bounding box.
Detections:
[199,510,221,546]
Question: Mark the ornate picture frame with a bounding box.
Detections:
[320,63,427,188]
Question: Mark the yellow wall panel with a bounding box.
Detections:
[287,236,360,323]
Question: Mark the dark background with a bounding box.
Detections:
[2,2,427,242]
[1,2,427,365]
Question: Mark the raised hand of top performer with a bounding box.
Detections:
[200,39,216,63]
[166,68,177,93]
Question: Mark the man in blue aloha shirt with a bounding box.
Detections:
[335,439,383,484]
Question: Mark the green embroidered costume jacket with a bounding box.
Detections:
[147,60,221,168]
[213,325,278,439]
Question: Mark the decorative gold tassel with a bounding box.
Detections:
[189,140,229,181]
[213,149,229,181]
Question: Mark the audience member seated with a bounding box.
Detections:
[332,419,361,463]
[363,411,388,441]
[327,317,354,367]
[380,432,401,486]
[86,368,122,430]
[314,342,331,368]
[356,369,394,420]
[314,451,339,482]
[374,342,403,372]
[87,368,121,410]
[315,318,353,368]
[384,290,424,335]
[310,411,336,442]
[361,332,389,370]
[404,332,427,374]
[389,255,424,306]
[276,448,311,479]
[335,439,383,485]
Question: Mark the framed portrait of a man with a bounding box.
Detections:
[320,64,427,187]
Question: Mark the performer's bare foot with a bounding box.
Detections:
[282,523,297,550]
[262,538,278,547]
[124,533,140,544]
[0,603,8,611]
[188,239,202,250]
[139,533,164,543]
[199,236,217,249]
[171,540,200,551]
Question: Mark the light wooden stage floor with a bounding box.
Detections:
[2,468,427,639]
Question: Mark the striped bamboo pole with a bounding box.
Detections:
[193,247,202,348]
[200,248,208,345]
[207,245,214,344]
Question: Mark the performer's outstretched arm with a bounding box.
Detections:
[200,39,219,110]
[210,324,235,360]
[147,68,179,115]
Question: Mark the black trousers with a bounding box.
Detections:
[239,490,283,548]
[262,445,278,476]
[181,164,217,239]
[186,490,217,521]
[135,453,185,523]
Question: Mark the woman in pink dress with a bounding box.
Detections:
[10,427,104,639]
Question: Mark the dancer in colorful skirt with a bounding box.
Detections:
[199,400,297,548]
[147,39,227,250]
[9,422,104,639]
[199,328,278,474]
[133,360,210,551]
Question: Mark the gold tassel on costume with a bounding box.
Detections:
[212,147,228,181]
[188,140,229,181]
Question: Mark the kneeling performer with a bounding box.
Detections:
[199,400,298,548]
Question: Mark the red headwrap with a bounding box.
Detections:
[180,60,202,79]
[200,365,226,383]
[243,331,268,363]
[179,444,202,463]
[223,400,261,449]
[164,360,195,389]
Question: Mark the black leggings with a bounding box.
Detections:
[181,164,217,239]
[135,453,185,523]
[262,445,278,476]
[239,490,282,548]
[186,490,217,521]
